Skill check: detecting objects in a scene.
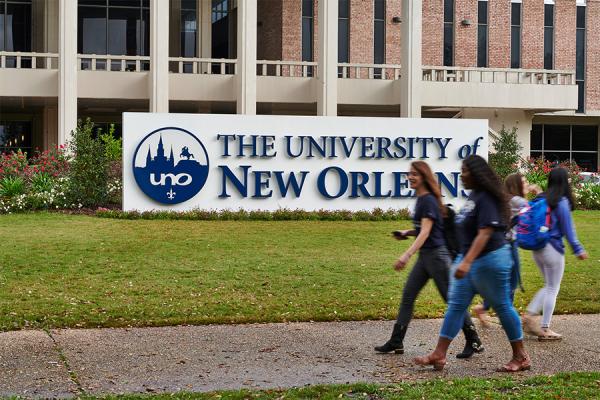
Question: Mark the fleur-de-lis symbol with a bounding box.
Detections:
[167,189,176,200]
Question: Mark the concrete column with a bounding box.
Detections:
[317,0,338,116]
[400,0,422,118]
[236,0,257,115]
[199,0,212,59]
[150,0,170,113]
[58,0,77,145]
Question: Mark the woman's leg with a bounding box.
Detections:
[375,253,429,353]
[538,246,565,329]
[471,246,529,370]
[509,241,521,304]
[527,249,549,316]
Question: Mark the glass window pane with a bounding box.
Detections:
[338,19,349,63]
[374,0,385,20]
[0,121,32,153]
[530,151,543,160]
[182,0,197,10]
[302,0,313,17]
[577,6,586,29]
[444,23,453,66]
[544,151,570,165]
[374,21,384,64]
[108,7,141,55]
[142,8,149,56]
[572,152,598,172]
[302,18,312,61]
[577,80,585,113]
[5,3,32,52]
[79,6,107,54]
[511,26,521,68]
[511,3,521,26]
[444,0,454,23]
[544,27,553,69]
[572,125,597,150]
[80,0,107,6]
[109,0,140,7]
[544,4,554,27]
[478,1,487,24]
[477,25,487,67]
[181,9,197,57]
[544,125,570,150]
[0,4,4,52]
[531,125,543,150]
[576,30,585,80]
[339,0,349,19]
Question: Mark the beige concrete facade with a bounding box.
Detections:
[0,0,597,168]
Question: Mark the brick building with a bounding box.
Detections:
[0,0,597,170]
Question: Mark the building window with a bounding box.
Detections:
[531,124,599,171]
[443,0,454,67]
[0,0,33,68]
[0,121,32,154]
[510,1,521,69]
[338,0,349,77]
[477,0,487,68]
[179,0,197,73]
[576,5,586,113]
[301,0,313,76]
[543,2,554,70]
[78,0,150,71]
[373,0,385,78]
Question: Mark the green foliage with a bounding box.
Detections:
[99,124,123,162]
[96,208,412,221]
[0,176,25,197]
[576,182,600,210]
[488,126,523,180]
[30,172,54,193]
[68,118,109,207]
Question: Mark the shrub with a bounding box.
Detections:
[0,176,26,197]
[30,146,70,178]
[99,124,122,162]
[30,172,55,193]
[68,118,109,207]
[489,126,523,180]
[575,182,600,210]
[0,150,29,179]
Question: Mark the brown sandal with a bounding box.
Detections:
[413,354,447,371]
[496,356,531,372]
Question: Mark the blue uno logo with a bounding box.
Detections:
[133,127,209,204]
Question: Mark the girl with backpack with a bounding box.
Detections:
[414,155,530,372]
[473,173,529,326]
[375,161,484,359]
[522,167,588,340]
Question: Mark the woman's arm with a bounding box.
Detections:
[557,200,587,259]
[454,227,493,279]
[394,218,433,270]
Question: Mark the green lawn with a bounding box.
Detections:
[93,372,600,400]
[0,211,598,331]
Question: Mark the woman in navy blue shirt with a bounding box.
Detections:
[375,161,483,359]
[414,155,529,372]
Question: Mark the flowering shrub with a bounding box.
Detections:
[0,150,29,179]
[575,181,600,210]
[521,157,583,193]
[29,146,70,178]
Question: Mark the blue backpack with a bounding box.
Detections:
[516,197,552,250]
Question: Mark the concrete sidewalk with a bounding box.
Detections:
[2,314,600,398]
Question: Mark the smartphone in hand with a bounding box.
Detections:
[392,230,408,240]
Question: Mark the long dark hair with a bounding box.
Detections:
[505,173,525,198]
[463,155,510,224]
[411,161,446,216]
[546,167,575,210]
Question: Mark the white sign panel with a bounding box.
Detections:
[123,113,488,212]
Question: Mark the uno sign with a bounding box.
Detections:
[123,113,488,212]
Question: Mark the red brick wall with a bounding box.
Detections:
[257,0,282,60]
[386,0,401,65]
[521,0,544,69]
[586,0,600,111]
[453,0,477,67]
[282,0,302,61]
[554,0,576,71]
[488,0,510,68]
[349,0,374,64]
[422,0,443,65]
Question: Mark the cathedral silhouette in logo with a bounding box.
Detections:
[133,128,209,205]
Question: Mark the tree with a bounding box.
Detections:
[489,126,523,180]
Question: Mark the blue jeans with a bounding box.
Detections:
[440,245,523,342]
[483,240,521,310]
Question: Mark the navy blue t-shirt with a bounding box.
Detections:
[413,193,445,249]
[456,190,507,257]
